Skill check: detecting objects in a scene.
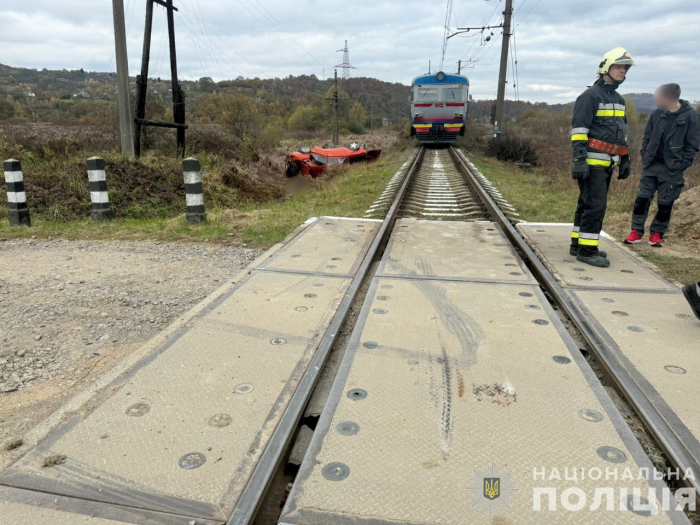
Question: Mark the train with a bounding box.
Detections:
[410,71,469,144]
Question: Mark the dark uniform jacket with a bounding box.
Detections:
[641,100,700,175]
[571,78,628,167]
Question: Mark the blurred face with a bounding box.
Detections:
[654,89,671,110]
[608,64,628,82]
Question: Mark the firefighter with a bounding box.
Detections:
[570,47,634,268]
[623,84,700,247]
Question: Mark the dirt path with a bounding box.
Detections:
[0,238,261,447]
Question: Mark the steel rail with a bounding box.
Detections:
[449,145,700,494]
[227,147,426,525]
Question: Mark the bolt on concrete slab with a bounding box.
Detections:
[282,219,685,525]
[0,217,380,524]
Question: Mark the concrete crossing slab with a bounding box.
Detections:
[517,223,675,291]
[0,216,379,523]
[0,486,222,525]
[572,289,700,463]
[259,217,380,276]
[281,274,684,524]
[517,221,700,489]
[379,219,534,284]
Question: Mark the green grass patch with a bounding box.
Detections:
[468,154,577,223]
[464,150,700,285]
[629,249,700,285]
[0,148,412,247]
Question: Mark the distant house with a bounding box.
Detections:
[73,91,90,98]
[382,117,390,126]
[26,92,36,98]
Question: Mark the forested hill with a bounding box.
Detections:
[0,63,410,125]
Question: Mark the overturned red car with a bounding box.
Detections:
[285,143,382,178]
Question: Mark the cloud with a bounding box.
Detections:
[528,84,568,92]
[1,0,699,103]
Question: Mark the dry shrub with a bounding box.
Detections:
[188,125,238,159]
[486,133,539,166]
[0,123,117,157]
[219,153,286,202]
[671,186,700,242]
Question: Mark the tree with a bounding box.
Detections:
[288,105,323,132]
[624,96,639,126]
[349,102,367,126]
[199,77,215,93]
[0,100,15,120]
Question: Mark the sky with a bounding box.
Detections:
[2,0,700,103]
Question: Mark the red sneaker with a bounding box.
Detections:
[648,232,664,247]
[623,230,643,244]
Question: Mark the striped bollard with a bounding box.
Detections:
[3,159,31,226]
[87,157,113,221]
[183,157,205,224]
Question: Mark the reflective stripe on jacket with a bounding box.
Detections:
[571,78,628,167]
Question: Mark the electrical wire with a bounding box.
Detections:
[440,0,454,70]
[250,0,329,70]
[182,0,226,80]
[234,0,319,72]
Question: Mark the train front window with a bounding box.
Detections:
[442,86,464,101]
[416,87,439,102]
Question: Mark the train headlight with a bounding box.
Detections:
[436,71,446,82]
[454,112,464,118]
[414,111,425,118]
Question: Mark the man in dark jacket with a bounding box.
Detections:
[624,84,700,247]
[570,47,634,268]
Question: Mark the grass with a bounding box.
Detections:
[466,151,700,285]
[0,147,411,247]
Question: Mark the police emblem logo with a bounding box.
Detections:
[467,463,517,515]
[483,477,500,500]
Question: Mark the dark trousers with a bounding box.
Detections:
[571,165,613,256]
[631,162,684,237]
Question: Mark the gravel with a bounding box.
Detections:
[0,238,262,396]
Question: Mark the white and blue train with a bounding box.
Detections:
[410,71,469,144]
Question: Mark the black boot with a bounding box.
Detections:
[682,284,700,320]
[570,246,607,258]
[577,252,611,268]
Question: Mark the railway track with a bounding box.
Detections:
[2,146,696,525]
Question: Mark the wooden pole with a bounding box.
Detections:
[134,0,154,158]
[166,0,186,156]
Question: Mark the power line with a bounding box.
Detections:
[516,0,543,25]
[250,0,329,70]
[440,0,454,70]
[234,0,319,73]
[187,0,225,80]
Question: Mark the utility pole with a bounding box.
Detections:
[134,0,187,158]
[458,60,461,74]
[332,70,339,145]
[111,0,135,157]
[494,0,513,139]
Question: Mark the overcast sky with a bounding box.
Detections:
[2,0,700,103]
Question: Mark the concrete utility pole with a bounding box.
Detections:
[332,70,339,145]
[494,0,513,139]
[111,0,135,157]
[458,60,462,74]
